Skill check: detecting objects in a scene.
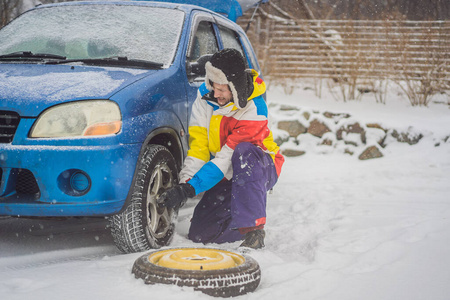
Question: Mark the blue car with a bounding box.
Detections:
[0,0,265,252]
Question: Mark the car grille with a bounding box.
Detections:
[0,111,20,143]
[16,169,40,195]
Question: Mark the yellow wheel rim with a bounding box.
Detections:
[148,248,246,271]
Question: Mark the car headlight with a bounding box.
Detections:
[30,100,122,138]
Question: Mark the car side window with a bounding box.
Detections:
[189,21,218,63]
[218,26,246,64]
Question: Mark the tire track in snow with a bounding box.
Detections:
[0,217,119,271]
[0,246,118,271]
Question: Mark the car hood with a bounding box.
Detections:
[0,64,156,117]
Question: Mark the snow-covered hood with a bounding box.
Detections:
[0,63,155,117]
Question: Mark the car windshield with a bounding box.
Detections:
[0,5,185,67]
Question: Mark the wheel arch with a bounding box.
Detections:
[144,127,185,170]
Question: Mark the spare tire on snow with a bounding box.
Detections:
[132,248,261,297]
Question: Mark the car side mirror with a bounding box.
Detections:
[187,54,212,80]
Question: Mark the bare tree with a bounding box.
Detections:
[0,0,82,29]
[0,0,20,28]
[290,0,450,20]
[391,23,449,106]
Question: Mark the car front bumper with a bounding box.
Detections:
[0,141,141,217]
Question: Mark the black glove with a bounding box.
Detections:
[157,183,195,209]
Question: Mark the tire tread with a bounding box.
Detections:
[109,145,177,253]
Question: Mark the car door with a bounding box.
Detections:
[184,13,220,117]
[184,12,263,120]
[214,19,265,100]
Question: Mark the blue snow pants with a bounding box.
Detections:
[188,142,278,244]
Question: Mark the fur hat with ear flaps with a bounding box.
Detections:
[205,48,253,109]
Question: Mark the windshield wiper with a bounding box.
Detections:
[47,56,164,69]
[0,51,67,61]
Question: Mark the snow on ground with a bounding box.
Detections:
[0,83,449,300]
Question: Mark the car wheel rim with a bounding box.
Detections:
[146,163,174,239]
[147,248,246,271]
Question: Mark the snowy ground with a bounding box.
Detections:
[1,83,449,300]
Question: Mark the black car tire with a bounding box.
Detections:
[132,248,261,297]
[110,144,178,253]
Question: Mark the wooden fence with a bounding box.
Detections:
[238,17,450,86]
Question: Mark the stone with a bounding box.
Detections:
[366,127,387,147]
[358,145,383,160]
[279,105,300,111]
[344,140,358,147]
[336,122,366,144]
[278,120,307,137]
[435,136,450,147]
[390,129,423,145]
[366,123,386,132]
[282,149,306,157]
[344,148,354,155]
[307,119,331,138]
[321,138,333,146]
[274,134,290,146]
[323,111,351,119]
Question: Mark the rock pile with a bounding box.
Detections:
[270,104,444,160]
